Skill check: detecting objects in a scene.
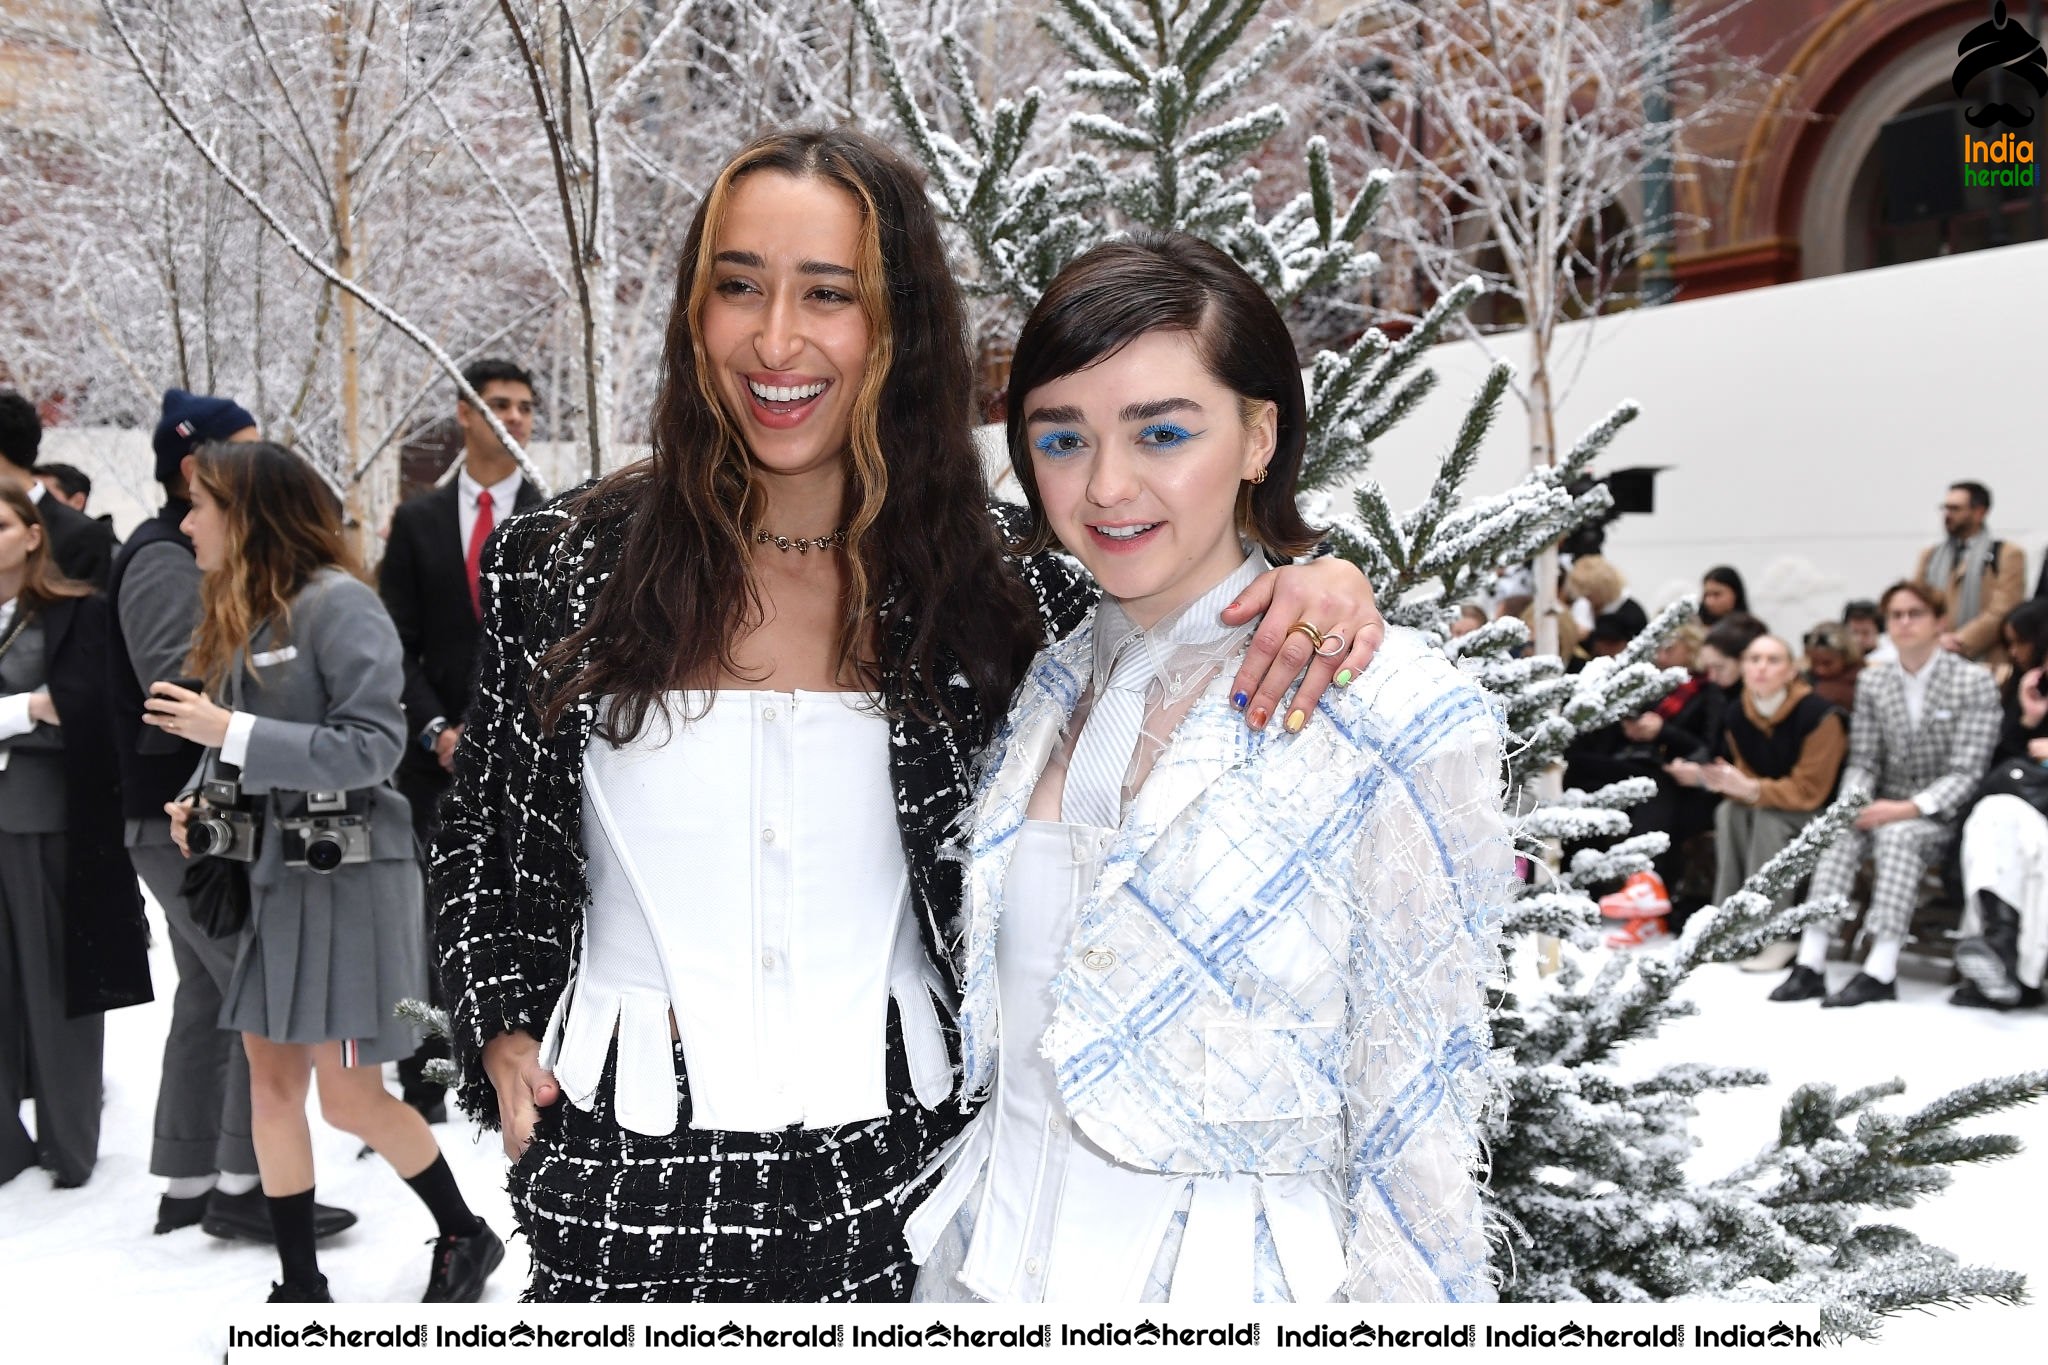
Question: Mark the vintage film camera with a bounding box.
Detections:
[185,774,261,862]
[276,790,373,874]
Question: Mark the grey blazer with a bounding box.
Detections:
[1840,651,2001,822]
[213,568,414,868]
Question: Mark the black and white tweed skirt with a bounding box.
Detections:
[509,1009,967,1302]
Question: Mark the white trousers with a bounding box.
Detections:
[1959,795,2048,989]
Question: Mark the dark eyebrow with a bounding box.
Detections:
[1024,403,1084,425]
[1120,397,1203,423]
[712,249,854,279]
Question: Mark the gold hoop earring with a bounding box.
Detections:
[1251,467,1268,485]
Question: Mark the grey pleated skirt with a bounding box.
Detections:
[220,856,427,1063]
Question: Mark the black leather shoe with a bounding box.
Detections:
[202,1187,359,1242]
[1768,965,1828,1002]
[155,1192,210,1234]
[267,1274,333,1303]
[422,1221,503,1303]
[1822,972,1896,1008]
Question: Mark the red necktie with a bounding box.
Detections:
[466,489,495,620]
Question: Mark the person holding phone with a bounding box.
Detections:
[0,482,150,1189]
[146,442,497,1303]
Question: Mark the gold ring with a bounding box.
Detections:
[1288,620,1327,650]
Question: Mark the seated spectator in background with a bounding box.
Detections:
[1697,613,1768,697]
[1566,621,1723,916]
[1844,599,1897,667]
[1800,621,1862,714]
[1670,634,1847,967]
[1951,598,2048,1010]
[1700,565,1748,626]
[1916,480,2025,664]
[1449,602,1487,638]
[1774,581,2000,1008]
[34,463,89,513]
[1584,615,1631,659]
[1565,554,1647,642]
[1495,593,1532,622]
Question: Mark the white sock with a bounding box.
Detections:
[165,1175,217,1200]
[215,1172,260,1196]
[1862,936,1903,984]
[1796,925,1833,972]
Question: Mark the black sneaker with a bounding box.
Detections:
[1951,980,2045,1011]
[1768,965,1827,1002]
[155,1192,210,1234]
[202,1187,360,1242]
[267,1274,333,1303]
[1955,936,2023,1006]
[422,1221,503,1303]
[1822,971,1896,1008]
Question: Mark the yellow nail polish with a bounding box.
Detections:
[1284,708,1306,733]
[1335,668,1355,687]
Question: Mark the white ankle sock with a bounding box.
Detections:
[165,1175,217,1200]
[216,1172,260,1196]
[1796,925,1833,972]
[1862,936,1903,984]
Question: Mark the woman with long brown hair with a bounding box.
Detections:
[147,442,498,1303]
[434,127,1380,1302]
[0,483,149,1190]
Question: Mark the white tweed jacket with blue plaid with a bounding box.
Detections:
[952,618,1516,1301]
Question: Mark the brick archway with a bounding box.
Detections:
[1677,0,1990,293]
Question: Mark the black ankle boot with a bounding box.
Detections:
[1955,890,2025,1005]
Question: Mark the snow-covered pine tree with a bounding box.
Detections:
[857,0,2048,1334]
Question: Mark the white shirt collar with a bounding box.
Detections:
[457,464,522,510]
[1090,549,1267,694]
[25,480,45,505]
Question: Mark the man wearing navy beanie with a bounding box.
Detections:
[0,389,117,588]
[109,390,356,1242]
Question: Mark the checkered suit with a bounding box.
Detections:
[1809,652,2000,939]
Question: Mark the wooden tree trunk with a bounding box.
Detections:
[330,2,366,550]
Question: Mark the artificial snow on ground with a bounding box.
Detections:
[5,897,2043,1357]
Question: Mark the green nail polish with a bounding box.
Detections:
[1335,668,1355,687]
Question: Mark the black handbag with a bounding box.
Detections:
[180,851,251,940]
[1973,757,2048,820]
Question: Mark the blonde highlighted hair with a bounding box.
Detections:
[185,442,359,695]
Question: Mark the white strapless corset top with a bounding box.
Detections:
[539,690,953,1135]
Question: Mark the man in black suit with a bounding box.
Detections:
[379,358,540,1120]
[0,390,116,588]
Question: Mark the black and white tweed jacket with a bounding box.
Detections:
[430,486,1095,1128]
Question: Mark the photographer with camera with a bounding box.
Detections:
[145,442,497,1304]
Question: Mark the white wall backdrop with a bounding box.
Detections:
[1349,238,2048,642]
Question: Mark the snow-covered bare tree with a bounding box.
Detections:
[1319,0,1774,650]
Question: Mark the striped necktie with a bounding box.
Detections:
[1061,636,1149,830]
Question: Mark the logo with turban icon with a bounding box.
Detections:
[1955,2,2048,129]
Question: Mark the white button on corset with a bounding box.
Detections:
[547,690,938,1135]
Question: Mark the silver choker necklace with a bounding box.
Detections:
[754,526,846,554]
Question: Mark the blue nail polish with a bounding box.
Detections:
[1231,691,1249,710]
